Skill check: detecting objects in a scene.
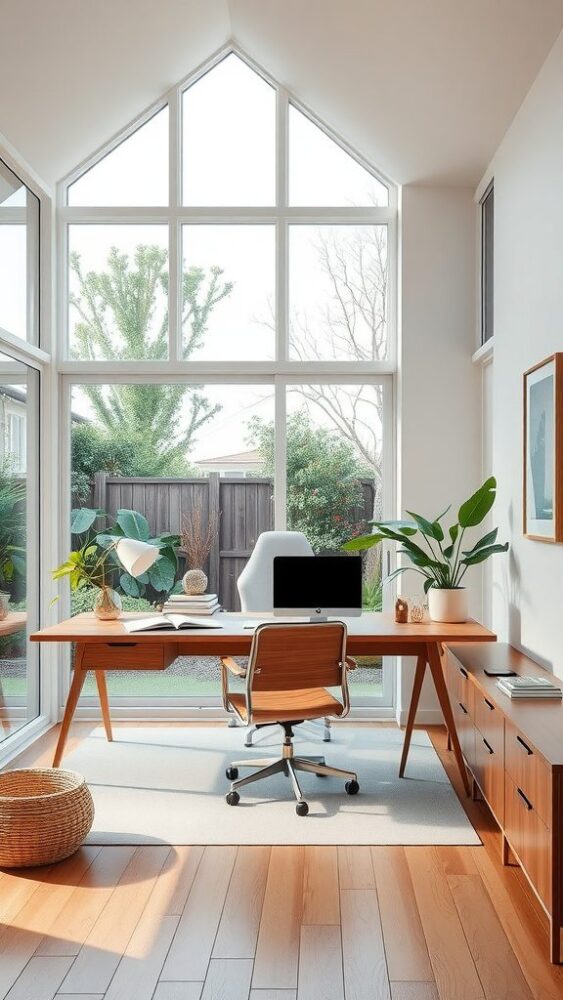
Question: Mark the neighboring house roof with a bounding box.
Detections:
[195,448,262,469]
[0,386,88,423]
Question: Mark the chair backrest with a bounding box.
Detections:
[237,531,314,613]
[247,621,347,692]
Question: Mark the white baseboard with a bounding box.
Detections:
[395,708,444,727]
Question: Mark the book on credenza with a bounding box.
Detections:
[497,675,562,699]
[123,614,223,633]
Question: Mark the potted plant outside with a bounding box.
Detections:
[343,477,508,622]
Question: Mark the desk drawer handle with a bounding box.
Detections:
[458,702,468,715]
[484,697,495,711]
[483,737,494,755]
[107,642,138,648]
[517,787,533,811]
[516,735,533,755]
[459,667,468,679]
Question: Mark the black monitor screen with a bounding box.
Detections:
[273,556,362,611]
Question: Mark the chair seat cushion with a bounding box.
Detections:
[228,688,344,724]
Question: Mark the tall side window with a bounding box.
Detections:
[480,181,494,344]
[0,159,39,345]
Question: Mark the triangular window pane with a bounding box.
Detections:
[68,106,169,206]
[182,54,275,206]
[289,105,388,207]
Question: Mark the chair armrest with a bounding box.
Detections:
[220,656,247,678]
[345,655,358,671]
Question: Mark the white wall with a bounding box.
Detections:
[481,29,563,677]
[397,185,481,721]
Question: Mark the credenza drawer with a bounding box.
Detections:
[475,690,504,758]
[505,719,551,828]
[474,730,504,825]
[451,656,475,720]
[81,642,175,671]
[504,773,551,911]
[453,697,476,771]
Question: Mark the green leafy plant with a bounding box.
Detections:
[0,463,26,594]
[343,477,509,593]
[53,507,180,604]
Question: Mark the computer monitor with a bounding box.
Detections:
[273,555,363,620]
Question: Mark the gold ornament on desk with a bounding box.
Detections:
[395,596,409,623]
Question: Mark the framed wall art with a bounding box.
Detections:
[523,352,563,541]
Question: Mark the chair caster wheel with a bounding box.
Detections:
[296,800,309,817]
[226,790,240,806]
[226,767,239,780]
[345,779,360,795]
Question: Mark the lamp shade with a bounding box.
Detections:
[115,538,160,578]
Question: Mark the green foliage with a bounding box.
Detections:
[54,507,180,605]
[70,587,151,616]
[69,244,233,483]
[0,462,26,596]
[362,571,383,612]
[249,411,370,552]
[343,477,509,591]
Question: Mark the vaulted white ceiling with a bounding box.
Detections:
[1,0,562,188]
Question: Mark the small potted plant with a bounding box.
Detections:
[343,477,508,622]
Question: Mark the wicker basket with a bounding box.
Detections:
[0,768,94,868]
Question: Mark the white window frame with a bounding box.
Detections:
[0,134,59,766]
[56,44,398,719]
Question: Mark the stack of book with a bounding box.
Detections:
[497,675,562,699]
[161,593,220,616]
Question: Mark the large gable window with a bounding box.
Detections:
[60,49,396,712]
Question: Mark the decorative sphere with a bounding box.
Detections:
[183,569,208,595]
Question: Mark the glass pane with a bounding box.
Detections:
[182,225,275,360]
[481,185,494,343]
[0,354,40,741]
[68,225,168,359]
[289,105,388,207]
[289,225,388,361]
[68,107,169,206]
[182,54,275,205]
[0,160,39,343]
[70,382,274,699]
[281,383,384,698]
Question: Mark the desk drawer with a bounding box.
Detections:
[505,719,551,828]
[81,642,175,671]
[505,773,551,912]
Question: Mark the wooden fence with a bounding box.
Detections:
[89,472,374,611]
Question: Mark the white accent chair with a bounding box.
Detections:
[237,530,331,746]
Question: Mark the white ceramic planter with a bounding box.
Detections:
[427,587,468,623]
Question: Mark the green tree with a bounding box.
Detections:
[248,411,370,552]
[70,245,232,476]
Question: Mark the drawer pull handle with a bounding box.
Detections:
[458,702,468,715]
[517,787,533,811]
[459,667,468,679]
[483,737,494,755]
[516,735,533,755]
[107,642,137,648]
[484,698,494,711]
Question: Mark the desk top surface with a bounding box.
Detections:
[31,611,496,647]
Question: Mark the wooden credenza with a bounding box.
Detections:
[445,642,563,964]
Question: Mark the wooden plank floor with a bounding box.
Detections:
[1,723,562,1000]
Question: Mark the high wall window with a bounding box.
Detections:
[480,181,494,344]
[60,49,396,713]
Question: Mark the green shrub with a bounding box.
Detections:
[70,587,152,616]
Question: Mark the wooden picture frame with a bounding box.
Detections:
[523,353,563,541]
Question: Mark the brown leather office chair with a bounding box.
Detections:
[221,621,359,816]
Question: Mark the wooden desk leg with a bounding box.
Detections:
[52,645,87,768]
[95,670,113,742]
[399,653,426,778]
[426,641,471,796]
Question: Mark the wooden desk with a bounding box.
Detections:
[31,611,496,786]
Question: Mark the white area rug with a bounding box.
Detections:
[65,726,479,846]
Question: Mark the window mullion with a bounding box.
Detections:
[276,86,289,364]
[168,86,181,362]
[274,376,287,529]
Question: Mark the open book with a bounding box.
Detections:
[123,615,223,634]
